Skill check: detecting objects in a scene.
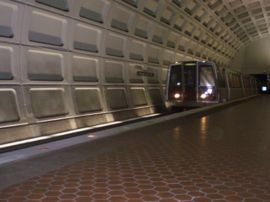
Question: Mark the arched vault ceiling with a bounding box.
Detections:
[205,0,270,44]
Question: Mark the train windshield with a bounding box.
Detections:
[169,65,182,87]
[200,65,215,87]
[183,63,196,87]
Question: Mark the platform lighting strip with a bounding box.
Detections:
[0,113,161,149]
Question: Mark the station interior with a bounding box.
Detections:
[0,0,270,201]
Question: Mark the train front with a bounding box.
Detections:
[165,61,219,109]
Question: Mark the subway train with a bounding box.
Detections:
[165,60,258,109]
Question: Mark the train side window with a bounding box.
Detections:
[246,77,249,88]
[200,65,215,86]
[232,74,237,88]
[217,68,226,88]
[234,75,237,88]
[228,73,233,88]
[234,74,238,88]
[247,78,250,88]
[237,75,241,88]
[231,74,241,88]
[249,77,252,88]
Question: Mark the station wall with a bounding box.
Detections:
[230,36,270,74]
[0,0,236,144]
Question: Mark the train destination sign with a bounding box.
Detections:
[136,70,154,77]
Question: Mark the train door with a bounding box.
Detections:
[183,62,197,101]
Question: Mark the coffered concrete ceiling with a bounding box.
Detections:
[180,0,270,73]
[208,0,270,44]
[183,0,270,46]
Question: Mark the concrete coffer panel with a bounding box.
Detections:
[0,0,22,43]
[29,87,69,119]
[34,0,70,12]
[72,22,101,54]
[0,45,15,80]
[130,88,148,107]
[106,88,129,110]
[26,49,64,81]
[104,60,124,83]
[74,87,102,114]
[71,55,99,83]
[0,89,20,124]
[76,0,110,24]
[23,7,68,48]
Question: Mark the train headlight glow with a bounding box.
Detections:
[262,86,267,92]
[200,87,214,100]
[206,88,213,94]
[200,93,207,99]
[174,93,181,99]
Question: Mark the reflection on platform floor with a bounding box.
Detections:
[1,96,270,202]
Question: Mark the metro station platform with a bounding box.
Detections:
[0,96,270,202]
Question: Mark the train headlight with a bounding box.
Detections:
[200,87,214,100]
[174,93,181,99]
[262,86,267,92]
[200,93,207,99]
[206,88,213,94]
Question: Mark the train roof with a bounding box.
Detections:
[172,60,216,66]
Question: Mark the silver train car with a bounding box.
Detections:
[165,60,257,109]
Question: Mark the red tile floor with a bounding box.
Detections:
[1,96,270,202]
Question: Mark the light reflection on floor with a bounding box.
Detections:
[1,97,270,202]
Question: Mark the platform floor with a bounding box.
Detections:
[1,96,270,202]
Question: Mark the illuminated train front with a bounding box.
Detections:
[165,61,220,109]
